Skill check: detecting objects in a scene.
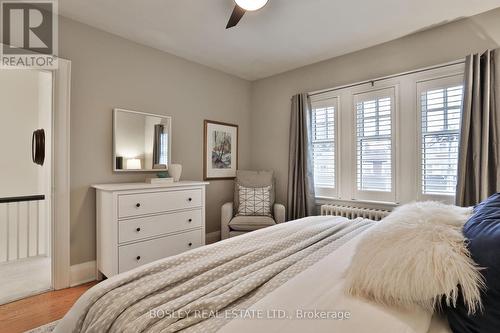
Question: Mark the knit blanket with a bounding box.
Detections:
[55,216,374,333]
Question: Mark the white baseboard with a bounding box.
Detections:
[206,231,221,244]
[70,260,97,287]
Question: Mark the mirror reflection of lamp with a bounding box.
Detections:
[126,158,142,170]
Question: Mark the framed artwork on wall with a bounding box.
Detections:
[204,120,239,180]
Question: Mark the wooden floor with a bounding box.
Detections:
[0,281,97,333]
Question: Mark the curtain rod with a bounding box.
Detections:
[309,59,465,97]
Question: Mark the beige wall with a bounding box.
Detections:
[59,17,252,265]
[249,8,500,207]
[61,7,500,266]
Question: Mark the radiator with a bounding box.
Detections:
[320,204,391,221]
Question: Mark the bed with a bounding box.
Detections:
[55,216,453,333]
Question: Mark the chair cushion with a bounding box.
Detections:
[234,170,275,213]
[237,185,272,216]
[229,230,249,238]
[445,193,500,333]
[228,215,276,231]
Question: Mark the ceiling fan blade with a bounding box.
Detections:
[226,5,246,29]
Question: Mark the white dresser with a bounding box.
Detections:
[92,181,208,278]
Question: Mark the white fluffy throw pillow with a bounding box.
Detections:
[345,201,484,314]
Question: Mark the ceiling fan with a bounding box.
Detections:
[226,0,269,29]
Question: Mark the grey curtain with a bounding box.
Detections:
[287,93,316,220]
[152,124,164,165]
[456,49,500,206]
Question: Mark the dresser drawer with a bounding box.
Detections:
[118,189,202,218]
[119,210,202,243]
[118,229,202,273]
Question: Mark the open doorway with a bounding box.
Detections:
[0,68,53,304]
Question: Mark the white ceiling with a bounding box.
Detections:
[60,0,500,80]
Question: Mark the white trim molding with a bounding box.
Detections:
[311,62,464,207]
[70,260,97,287]
[52,58,71,290]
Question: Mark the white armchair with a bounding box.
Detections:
[221,202,286,239]
[221,170,286,240]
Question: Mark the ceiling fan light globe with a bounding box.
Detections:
[234,0,269,11]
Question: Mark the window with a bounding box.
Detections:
[310,62,464,204]
[354,88,395,202]
[311,97,337,198]
[419,79,464,196]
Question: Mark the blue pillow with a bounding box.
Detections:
[445,193,500,333]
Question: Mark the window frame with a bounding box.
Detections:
[310,62,465,207]
[416,74,464,204]
[310,93,339,199]
[351,87,397,203]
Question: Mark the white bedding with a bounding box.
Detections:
[220,227,451,333]
[57,216,453,333]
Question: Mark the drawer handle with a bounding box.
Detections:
[188,242,193,247]
[136,227,141,232]
[188,198,192,202]
[136,256,141,261]
[188,218,192,222]
[135,203,141,208]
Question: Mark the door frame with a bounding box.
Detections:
[52,58,71,289]
[0,50,71,290]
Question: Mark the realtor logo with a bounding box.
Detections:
[1,0,58,68]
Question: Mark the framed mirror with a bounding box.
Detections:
[113,108,172,172]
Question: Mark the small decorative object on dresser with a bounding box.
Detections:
[204,120,238,180]
[145,170,173,184]
[169,164,183,182]
[92,181,208,277]
[146,177,174,184]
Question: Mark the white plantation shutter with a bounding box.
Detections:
[420,82,463,195]
[308,63,464,204]
[312,107,335,186]
[354,88,395,201]
[311,97,337,197]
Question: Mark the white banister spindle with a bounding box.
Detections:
[5,204,8,261]
[0,205,5,261]
[7,203,12,260]
[16,203,19,260]
[36,200,40,256]
[27,202,30,258]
